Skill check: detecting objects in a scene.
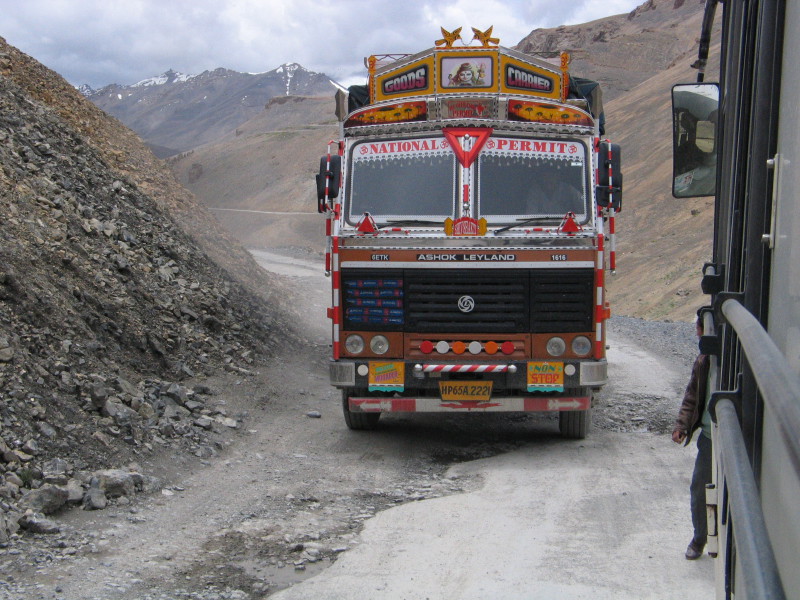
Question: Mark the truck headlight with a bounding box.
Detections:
[571,335,592,356]
[546,337,566,357]
[345,334,365,354]
[370,335,390,355]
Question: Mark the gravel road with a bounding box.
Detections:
[1,248,713,599]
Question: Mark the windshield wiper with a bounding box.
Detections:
[494,217,554,235]
[382,219,441,227]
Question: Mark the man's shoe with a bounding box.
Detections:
[685,540,704,560]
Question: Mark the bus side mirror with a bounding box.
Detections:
[316,155,341,213]
[596,142,622,211]
[672,83,719,198]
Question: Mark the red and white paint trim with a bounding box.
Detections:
[330,235,341,360]
[420,363,514,374]
[324,139,344,361]
[608,207,617,272]
[595,233,604,359]
[601,138,617,272]
[348,395,591,413]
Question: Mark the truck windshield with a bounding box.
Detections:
[346,136,589,226]
[477,138,588,224]
[348,137,456,223]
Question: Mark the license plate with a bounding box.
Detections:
[439,381,493,402]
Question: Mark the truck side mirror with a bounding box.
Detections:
[672,83,719,198]
[316,155,341,213]
[596,142,622,211]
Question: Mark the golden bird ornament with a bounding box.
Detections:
[471,26,500,47]
[436,27,463,48]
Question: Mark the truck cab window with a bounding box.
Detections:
[477,143,587,223]
[348,139,456,224]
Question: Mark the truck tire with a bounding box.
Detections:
[342,389,380,430]
[559,408,592,439]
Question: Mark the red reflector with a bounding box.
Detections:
[501,341,515,355]
[420,340,434,354]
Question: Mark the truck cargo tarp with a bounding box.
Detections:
[348,85,370,112]
[569,76,605,135]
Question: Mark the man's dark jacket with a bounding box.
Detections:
[674,354,710,445]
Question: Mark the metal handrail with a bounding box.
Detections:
[709,297,800,600]
[714,400,786,599]
[720,298,800,473]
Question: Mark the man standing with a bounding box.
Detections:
[672,317,712,560]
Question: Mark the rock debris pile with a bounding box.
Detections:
[0,40,292,544]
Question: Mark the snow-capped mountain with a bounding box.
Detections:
[85,63,338,157]
[131,68,195,87]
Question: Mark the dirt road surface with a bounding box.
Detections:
[4,249,714,600]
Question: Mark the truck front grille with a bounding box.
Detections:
[530,270,594,332]
[341,268,594,333]
[405,270,527,333]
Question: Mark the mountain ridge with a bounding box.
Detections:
[85,63,338,156]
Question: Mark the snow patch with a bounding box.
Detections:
[133,70,196,87]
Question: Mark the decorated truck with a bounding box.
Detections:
[316,27,621,438]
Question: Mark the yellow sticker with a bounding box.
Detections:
[527,361,564,392]
[368,362,405,391]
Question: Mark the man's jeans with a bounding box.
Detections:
[690,433,713,545]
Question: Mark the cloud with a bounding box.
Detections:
[0,0,642,88]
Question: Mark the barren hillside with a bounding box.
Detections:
[0,36,299,543]
[516,0,708,101]
[605,18,720,321]
[169,95,336,251]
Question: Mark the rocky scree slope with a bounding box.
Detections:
[0,40,295,544]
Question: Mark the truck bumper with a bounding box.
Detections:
[330,358,606,414]
[348,395,591,414]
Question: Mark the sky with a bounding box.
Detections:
[0,0,643,89]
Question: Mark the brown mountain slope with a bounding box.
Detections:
[169,95,337,250]
[516,0,707,101]
[605,23,720,322]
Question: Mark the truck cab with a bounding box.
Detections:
[317,29,621,438]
